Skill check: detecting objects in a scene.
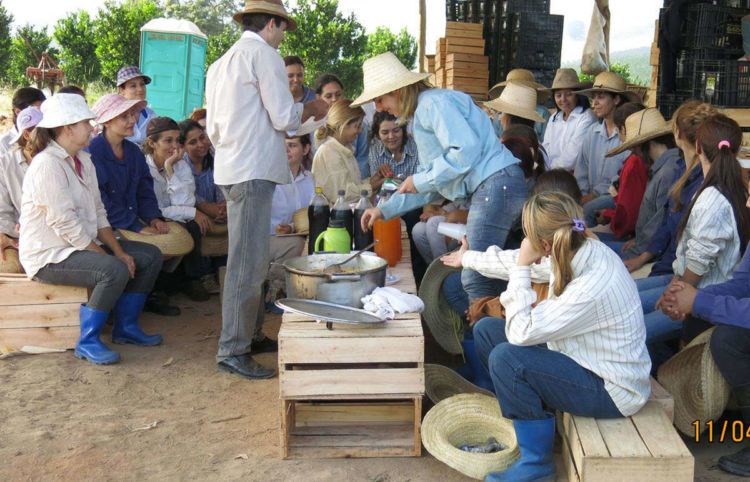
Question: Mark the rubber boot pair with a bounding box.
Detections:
[718,386,750,476]
[485,416,556,482]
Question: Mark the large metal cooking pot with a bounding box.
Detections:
[279,253,387,308]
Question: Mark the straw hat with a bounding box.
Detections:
[425,364,494,404]
[419,257,464,355]
[422,394,519,480]
[292,207,308,234]
[0,249,23,274]
[488,69,549,104]
[350,52,430,107]
[484,82,545,123]
[37,94,96,129]
[547,68,592,91]
[575,71,643,103]
[233,0,297,31]
[118,222,194,257]
[200,234,228,257]
[607,108,673,157]
[91,94,147,125]
[657,327,731,436]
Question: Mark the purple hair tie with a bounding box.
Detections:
[718,140,731,150]
[572,218,586,232]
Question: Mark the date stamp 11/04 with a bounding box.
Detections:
[694,420,750,443]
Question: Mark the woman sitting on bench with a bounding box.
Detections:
[19,93,163,365]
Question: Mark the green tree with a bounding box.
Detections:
[0,1,14,83]
[366,26,417,70]
[7,24,58,87]
[280,0,367,96]
[206,24,240,67]
[163,0,240,36]
[579,62,644,86]
[94,0,163,85]
[54,11,100,88]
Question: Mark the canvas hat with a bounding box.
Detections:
[91,94,147,125]
[350,52,430,107]
[657,327,731,436]
[37,93,96,129]
[575,71,643,103]
[425,364,494,405]
[488,69,549,104]
[606,108,673,157]
[484,82,545,123]
[547,68,592,91]
[116,66,151,88]
[9,106,43,145]
[418,257,464,355]
[421,394,520,480]
[233,0,297,31]
[118,221,195,257]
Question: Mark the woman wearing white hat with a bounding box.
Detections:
[20,93,163,365]
[355,52,527,302]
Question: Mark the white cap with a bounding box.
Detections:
[37,93,96,129]
[9,106,43,145]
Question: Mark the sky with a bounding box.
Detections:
[4,0,661,62]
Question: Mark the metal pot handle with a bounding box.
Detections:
[326,273,361,282]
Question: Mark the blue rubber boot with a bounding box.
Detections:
[461,338,495,392]
[112,292,163,346]
[485,416,556,482]
[75,304,120,365]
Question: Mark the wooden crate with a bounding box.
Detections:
[558,401,693,481]
[445,21,483,37]
[435,68,445,88]
[0,274,87,350]
[435,38,446,71]
[446,53,489,67]
[426,54,435,73]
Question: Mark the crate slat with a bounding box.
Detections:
[0,279,87,306]
[280,368,424,398]
[0,325,78,350]
[0,302,81,329]
[279,336,423,364]
[295,401,414,427]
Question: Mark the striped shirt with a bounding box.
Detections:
[462,239,651,416]
[673,186,742,288]
[368,137,420,180]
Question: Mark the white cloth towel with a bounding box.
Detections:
[361,287,424,320]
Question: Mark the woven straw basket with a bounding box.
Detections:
[119,221,194,257]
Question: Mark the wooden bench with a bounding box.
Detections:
[0,274,87,351]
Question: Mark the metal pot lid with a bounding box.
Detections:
[274,298,386,325]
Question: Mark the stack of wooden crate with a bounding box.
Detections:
[649,20,660,108]
[428,22,490,99]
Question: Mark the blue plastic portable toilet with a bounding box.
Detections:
[139,18,207,120]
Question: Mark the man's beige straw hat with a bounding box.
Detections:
[351,52,430,107]
[233,0,297,31]
[488,69,549,104]
[484,82,545,123]
[607,108,673,157]
[576,71,642,103]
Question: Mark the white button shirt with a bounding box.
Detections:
[542,106,597,171]
[145,155,197,222]
[206,31,303,186]
[0,143,29,237]
[19,141,110,278]
[270,169,315,235]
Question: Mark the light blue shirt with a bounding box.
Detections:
[354,123,370,178]
[379,89,519,220]
[270,169,315,235]
[574,121,629,196]
[126,106,157,147]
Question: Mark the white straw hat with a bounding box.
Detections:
[488,68,549,104]
[37,93,96,129]
[351,52,430,107]
[484,82,545,123]
[607,108,673,157]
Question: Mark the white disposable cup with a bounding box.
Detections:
[437,222,467,241]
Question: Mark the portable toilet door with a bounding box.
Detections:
[139,18,207,120]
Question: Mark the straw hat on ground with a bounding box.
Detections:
[575,71,642,103]
[0,249,23,274]
[657,327,731,436]
[425,364,494,404]
[351,52,430,107]
[422,393,519,480]
[488,69,549,104]
[547,68,592,92]
[201,222,228,257]
[119,222,194,257]
[484,82,545,123]
[607,108,673,157]
[233,0,297,30]
[419,257,464,355]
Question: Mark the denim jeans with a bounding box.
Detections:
[34,240,163,312]
[462,164,527,301]
[595,231,626,257]
[217,179,275,361]
[402,207,428,286]
[442,271,469,318]
[473,317,622,420]
[583,194,615,228]
[634,274,682,344]
[412,215,458,264]
[711,325,750,388]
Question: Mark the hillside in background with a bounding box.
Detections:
[563,46,652,85]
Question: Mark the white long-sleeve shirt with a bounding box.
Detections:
[145,155,197,222]
[542,106,597,171]
[462,239,651,416]
[206,31,303,186]
[0,143,29,237]
[270,169,315,235]
[673,186,741,288]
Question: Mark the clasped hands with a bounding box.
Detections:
[655,279,698,321]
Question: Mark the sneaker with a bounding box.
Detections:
[201,274,221,295]
[217,354,275,379]
[182,279,210,302]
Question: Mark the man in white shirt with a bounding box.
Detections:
[206,0,327,380]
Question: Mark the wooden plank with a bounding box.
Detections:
[445,37,485,48]
[0,281,87,306]
[723,108,750,127]
[280,368,424,398]
[446,76,489,87]
[630,402,693,459]
[435,67,445,88]
[577,456,694,481]
[445,21,483,33]
[444,43,485,56]
[596,417,650,458]
[280,399,293,458]
[0,303,81,329]
[449,85,489,95]
[0,325,78,350]
[650,42,660,66]
[446,67,489,79]
[295,401,414,427]
[279,318,422,338]
[446,27,484,40]
[286,442,416,459]
[279,336,423,364]
[413,396,422,456]
[560,431,581,482]
[446,53,488,64]
[649,377,674,423]
[289,424,414,448]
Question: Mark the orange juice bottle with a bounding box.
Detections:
[373,178,402,267]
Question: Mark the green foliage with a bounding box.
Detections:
[164,0,241,36]
[578,62,645,86]
[366,27,417,71]
[54,11,100,88]
[7,24,57,87]
[94,0,163,86]
[0,1,13,83]
[206,23,240,67]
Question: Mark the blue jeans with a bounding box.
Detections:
[583,194,614,228]
[635,275,682,344]
[462,164,527,301]
[473,317,622,420]
[442,271,469,317]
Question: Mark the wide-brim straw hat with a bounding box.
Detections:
[119,221,194,257]
[233,0,297,31]
[419,257,464,355]
[575,71,642,103]
[657,327,731,436]
[425,364,494,405]
[0,248,23,274]
[484,82,545,124]
[547,68,592,91]
[607,108,673,157]
[351,52,430,107]
[92,94,147,125]
[422,393,519,480]
[292,207,308,234]
[488,69,549,104]
[200,234,228,257]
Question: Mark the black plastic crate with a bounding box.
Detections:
[505,13,563,70]
[687,59,750,106]
[657,93,691,120]
[683,3,748,50]
[504,0,550,15]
